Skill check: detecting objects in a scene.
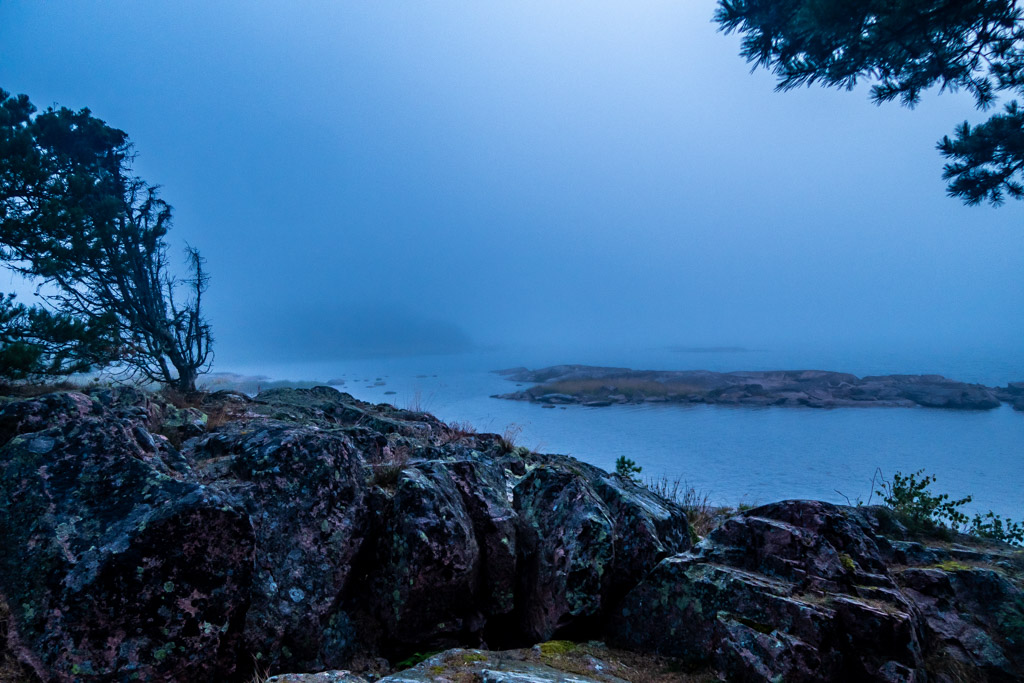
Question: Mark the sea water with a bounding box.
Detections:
[222,342,1024,519]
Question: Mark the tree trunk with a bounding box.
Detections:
[175,368,198,394]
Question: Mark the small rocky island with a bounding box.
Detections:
[495,365,1024,411]
[0,386,1022,682]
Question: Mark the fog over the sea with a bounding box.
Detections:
[2,1,1021,366]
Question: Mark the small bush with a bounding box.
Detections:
[615,456,642,482]
[877,469,971,530]
[877,469,1022,546]
[969,511,1024,546]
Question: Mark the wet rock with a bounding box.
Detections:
[513,462,691,641]
[896,566,1024,680]
[0,391,98,446]
[0,386,690,681]
[609,501,925,682]
[514,465,616,640]
[0,396,254,682]
[5,386,1017,682]
[372,462,481,648]
[586,471,692,596]
[267,673,369,683]
[372,646,631,683]
[190,421,370,673]
[446,459,519,617]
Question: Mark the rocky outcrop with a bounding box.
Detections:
[0,386,690,682]
[1,386,1020,682]
[608,500,1024,682]
[495,366,1008,410]
[993,382,1024,411]
[0,390,254,682]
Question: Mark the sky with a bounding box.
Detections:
[1,0,1022,367]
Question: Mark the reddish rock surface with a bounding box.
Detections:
[0,386,691,681]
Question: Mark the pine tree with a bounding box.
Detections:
[716,0,1024,205]
[0,89,212,390]
[0,293,116,381]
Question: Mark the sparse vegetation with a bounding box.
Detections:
[394,650,440,670]
[932,560,971,572]
[538,640,578,657]
[370,439,410,489]
[877,469,972,530]
[615,456,643,482]
[156,388,243,447]
[531,377,703,399]
[404,390,426,413]
[0,379,85,398]
[968,511,1024,546]
[247,655,270,683]
[436,419,477,445]
[877,469,1023,546]
[496,423,523,455]
[646,476,718,538]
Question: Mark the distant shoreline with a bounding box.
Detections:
[494,364,1024,412]
[663,345,754,353]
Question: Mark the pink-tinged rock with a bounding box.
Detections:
[0,399,254,682]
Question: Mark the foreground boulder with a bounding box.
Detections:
[0,386,690,681]
[608,500,1024,682]
[2,386,1020,682]
[0,395,254,682]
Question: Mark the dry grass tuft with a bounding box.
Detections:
[925,654,980,683]
[163,389,247,431]
[370,441,410,489]
[158,386,207,410]
[436,419,477,446]
[647,476,718,538]
[496,424,523,455]
[403,390,426,413]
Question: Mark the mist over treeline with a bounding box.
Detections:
[1,0,1021,368]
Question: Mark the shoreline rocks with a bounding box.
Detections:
[608,501,1024,681]
[0,386,690,682]
[0,386,1021,681]
[494,365,1012,411]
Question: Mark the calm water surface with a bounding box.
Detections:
[223,343,1024,519]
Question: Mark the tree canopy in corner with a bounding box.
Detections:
[716,0,1024,206]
